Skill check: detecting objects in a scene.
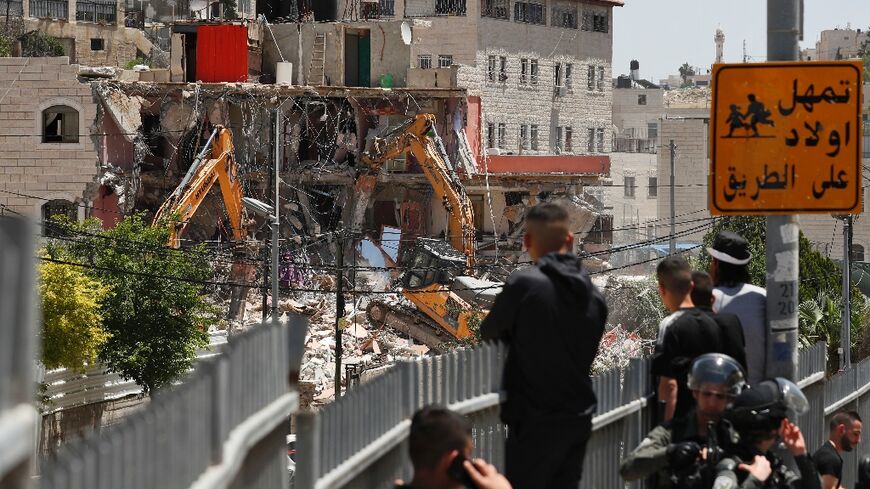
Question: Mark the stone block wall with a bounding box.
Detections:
[656,117,711,243]
[0,57,100,219]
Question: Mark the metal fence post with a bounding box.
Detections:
[295,412,321,489]
[211,355,230,465]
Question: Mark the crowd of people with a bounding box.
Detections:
[393,203,865,489]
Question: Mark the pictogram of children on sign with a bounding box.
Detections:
[724,94,776,138]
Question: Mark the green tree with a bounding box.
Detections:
[698,216,868,369]
[679,62,696,86]
[39,255,111,371]
[19,31,64,57]
[47,215,215,392]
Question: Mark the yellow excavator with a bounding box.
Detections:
[360,114,493,348]
[153,125,246,248]
[152,125,254,318]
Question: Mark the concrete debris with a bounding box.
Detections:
[78,66,118,79]
[95,85,146,143]
[664,87,712,108]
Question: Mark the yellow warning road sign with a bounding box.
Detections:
[710,61,863,215]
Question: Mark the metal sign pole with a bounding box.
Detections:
[842,215,852,369]
[764,0,801,381]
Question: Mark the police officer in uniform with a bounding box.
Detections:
[713,378,821,489]
[621,354,746,488]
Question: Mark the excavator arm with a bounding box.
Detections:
[360,114,476,267]
[153,126,246,248]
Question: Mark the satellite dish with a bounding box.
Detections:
[400,22,412,45]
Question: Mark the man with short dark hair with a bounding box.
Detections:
[653,256,724,421]
[691,270,748,372]
[708,231,767,385]
[813,411,863,489]
[481,202,607,489]
[398,405,512,489]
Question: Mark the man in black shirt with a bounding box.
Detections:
[395,405,512,489]
[481,203,607,489]
[690,270,748,373]
[813,410,863,489]
[653,256,724,421]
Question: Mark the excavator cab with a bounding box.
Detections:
[400,238,466,289]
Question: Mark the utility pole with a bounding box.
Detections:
[262,112,277,322]
[841,215,853,369]
[271,109,281,322]
[765,0,801,381]
[669,139,676,255]
[334,222,345,397]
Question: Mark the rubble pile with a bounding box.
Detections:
[664,87,712,108]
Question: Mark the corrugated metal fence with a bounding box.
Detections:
[292,341,870,489]
[38,314,308,489]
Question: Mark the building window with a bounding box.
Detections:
[434,0,466,15]
[587,65,595,90]
[520,58,528,84]
[648,177,658,197]
[596,127,605,152]
[0,0,23,16]
[554,126,563,153]
[852,244,865,262]
[486,122,496,149]
[530,124,539,150]
[565,126,573,152]
[597,66,605,91]
[551,5,577,28]
[42,105,79,143]
[76,0,116,24]
[417,54,432,69]
[638,94,647,105]
[624,176,636,198]
[592,12,608,32]
[379,0,395,16]
[514,1,544,25]
[438,55,454,68]
[530,59,538,84]
[497,123,506,149]
[42,199,77,237]
[481,0,508,19]
[90,38,104,51]
[564,63,573,89]
[519,124,529,150]
[499,56,508,82]
[587,127,595,152]
[487,55,497,81]
[648,122,658,141]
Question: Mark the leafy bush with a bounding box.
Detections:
[19,31,64,57]
[39,254,111,371]
[123,57,150,70]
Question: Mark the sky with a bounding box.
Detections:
[612,0,870,83]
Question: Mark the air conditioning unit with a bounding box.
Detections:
[486,148,502,156]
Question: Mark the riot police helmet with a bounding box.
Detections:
[686,353,746,396]
[724,378,809,439]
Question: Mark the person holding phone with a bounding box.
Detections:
[394,405,512,489]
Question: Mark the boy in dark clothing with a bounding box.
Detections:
[480,203,607,489]
[653,256,725,421]
[691,270,748,373]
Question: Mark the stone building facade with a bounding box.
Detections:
[0,57,103,225]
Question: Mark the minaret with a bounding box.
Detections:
[715,29,725,64]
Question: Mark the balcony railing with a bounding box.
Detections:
[481,0,508,19]
[0,0,23,16]
[29,0,68,18]
[76,0,116,23]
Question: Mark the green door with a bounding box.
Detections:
[358,33,371,87]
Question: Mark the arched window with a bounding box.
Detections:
[852,244,865,262]
[42,199,77,237]
[42,105,79,143]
